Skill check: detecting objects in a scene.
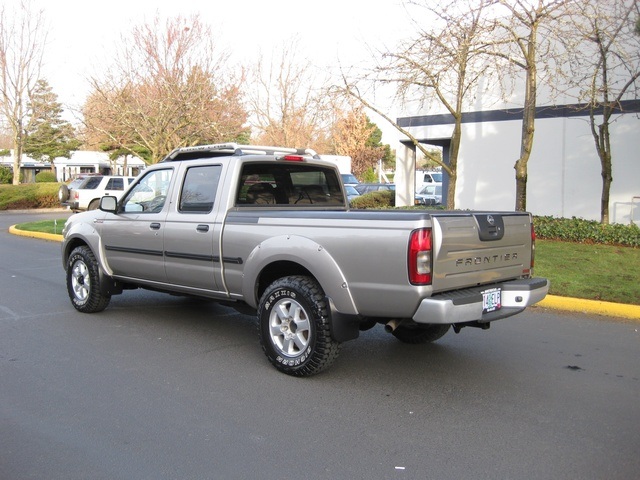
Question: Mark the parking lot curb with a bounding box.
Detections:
[538,295,640,321]
[8,225,640,321]
[8,225,64,242]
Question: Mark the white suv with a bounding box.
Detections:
[58,175,136,211]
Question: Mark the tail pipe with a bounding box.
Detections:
[384,319,403,333]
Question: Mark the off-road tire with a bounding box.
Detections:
[391,324,450,344]
[258,275,340,376]
[66,246,111,313]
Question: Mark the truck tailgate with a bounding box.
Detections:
[431,213,533,293]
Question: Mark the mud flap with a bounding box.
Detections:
[326,297,360,342]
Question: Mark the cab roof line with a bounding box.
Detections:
[161,143,320,162]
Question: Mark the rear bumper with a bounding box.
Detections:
[61,201,79,210]
[412,277,549,325]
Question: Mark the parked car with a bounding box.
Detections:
[415,183,443,206]
[416,170,443,185]
[345,184,360,204]
[59,175,136,212]
[341,173,359,186]
[354,183,395,195]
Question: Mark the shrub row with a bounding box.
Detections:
[350,190,396,209]
[533,216,640,247]
[0,183,61,210]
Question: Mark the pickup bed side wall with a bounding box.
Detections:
[221,210,434,319]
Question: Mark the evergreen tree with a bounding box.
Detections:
[24,79,81,161]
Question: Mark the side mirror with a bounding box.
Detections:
[100,195,117,213]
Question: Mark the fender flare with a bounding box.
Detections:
[63,221,114,278]
[63,226,123,297]
[241,234,358,316]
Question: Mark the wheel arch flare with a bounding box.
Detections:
[241,234,358,315]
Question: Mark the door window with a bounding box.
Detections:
[179,165,222,213]
[121,168,173,213]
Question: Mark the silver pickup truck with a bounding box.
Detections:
[61,143,549,376]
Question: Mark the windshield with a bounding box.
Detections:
[418,184,442,196]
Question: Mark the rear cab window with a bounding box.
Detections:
[236,163,345,207]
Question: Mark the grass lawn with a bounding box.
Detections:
[11,220,640,306]
[535,240,639,305]
[14,218,68,235]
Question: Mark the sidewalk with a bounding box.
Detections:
[9,225,640,321]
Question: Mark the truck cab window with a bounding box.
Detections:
[179,165,222,213]
[121,168,173,213]
[236,163,344,206]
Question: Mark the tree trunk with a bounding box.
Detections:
[12,130,22,185]
[515,38,537,212]
[446,119,461,210]
[597,121,612,225]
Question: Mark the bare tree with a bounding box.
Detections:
[564,0,640,224]
[0,0,46,184]
[487,0,569,211]
[83,14,249,164]
[342,0,497,209]
[247,39,333,152]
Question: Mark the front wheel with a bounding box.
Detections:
[66,246,111,313]
[391,324,450,344]
[258,275,340,376]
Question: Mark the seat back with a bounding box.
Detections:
[246,182,276,204]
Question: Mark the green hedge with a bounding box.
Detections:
[0,183,61,210]
[0,166,13,184]
[533,216,640,247]
[350,190,395,209]
[35,171,58,183]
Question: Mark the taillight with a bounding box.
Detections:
[408,228,432,285]
[530,220,536,273]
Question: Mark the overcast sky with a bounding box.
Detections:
[36,0,410,140]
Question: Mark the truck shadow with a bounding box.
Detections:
[100,291,519,397]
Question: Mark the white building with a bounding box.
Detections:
[395,100,640,225]
[53,151,146,181]
[392,4,639,226]
[0,150,146,182]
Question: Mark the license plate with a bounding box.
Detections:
[482,288,501,313]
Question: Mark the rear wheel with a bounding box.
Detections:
[66,246,111,313]
[258,275,340,376]
[391,324,450,344]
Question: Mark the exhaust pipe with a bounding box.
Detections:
[384,319,403,333]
